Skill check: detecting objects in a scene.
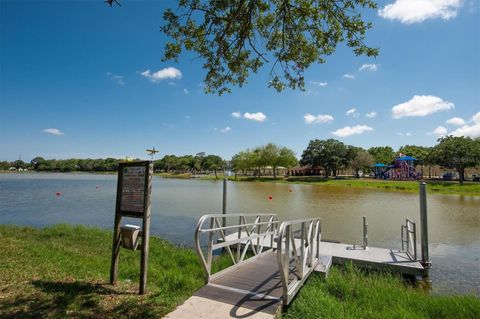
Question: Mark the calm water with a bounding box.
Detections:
[0,173,479,295]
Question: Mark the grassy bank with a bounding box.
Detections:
[157,172,480,196]
[285,264,479,318]
[283,177,480,196]
[0,224,229,318]
[1,225,479,318]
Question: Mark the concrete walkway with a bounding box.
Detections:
[163,295,278,319]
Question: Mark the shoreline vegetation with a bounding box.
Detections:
[2,170,480,196]
[157,172,480,196]
[1,224,479,318]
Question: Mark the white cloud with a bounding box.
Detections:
[473,112,480,123]
[450,112,480,138]
[304,113,334,124]
[231,112,241,118]
[343,74,355,79]
[310,81,328,87]
[183,88,190,94]
[346,108,359,117]
[141,67,182,82]
[397,132,412,136]
[359,64,379,71]
[379,0,462,24]
[42,128,64,136]
[365,111,377,118]
[428,125,448,136]
[219,126,232,133]
[332,125,374,137]
[391,95,454,119]
[243,112,267,122]
[446,117,466,126]
[106,72,125,85]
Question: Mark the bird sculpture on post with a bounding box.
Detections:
[146,147,159,161]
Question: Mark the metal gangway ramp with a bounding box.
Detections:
[192,214,322,317]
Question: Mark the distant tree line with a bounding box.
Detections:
[231,143,298,179]
[154,154,224,178]
[0,157,120,172]
[2,136,479,183]
[299,136,480,183]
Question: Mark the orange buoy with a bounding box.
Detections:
[268,195,273,201]
[288,188,293,193]
[56,192,62,196]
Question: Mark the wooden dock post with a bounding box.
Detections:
[110,161,153,295]
[419,182,431,284]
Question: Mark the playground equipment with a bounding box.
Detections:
[374,154,421,181]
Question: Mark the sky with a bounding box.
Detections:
[1,0,479,162]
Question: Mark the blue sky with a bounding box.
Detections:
[1,0,479,161]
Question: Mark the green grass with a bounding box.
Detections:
[182,174,480,196]
[1,225,479,318]
[283,177,480,196]
[284,264,480,319]
[154,172,193,179]
[0,224,229,318]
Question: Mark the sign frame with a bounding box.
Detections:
[110,160,153,294]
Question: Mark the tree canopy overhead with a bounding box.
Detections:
[161,0,379,94]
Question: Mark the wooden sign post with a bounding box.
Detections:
[110,161,153,294]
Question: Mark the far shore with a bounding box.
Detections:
[156,172,480,196]
[3,170,478,196]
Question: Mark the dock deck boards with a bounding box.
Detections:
[195,251,284,316]
[222,232,424,276]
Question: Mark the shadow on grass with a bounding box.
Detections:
[0,280,164,318]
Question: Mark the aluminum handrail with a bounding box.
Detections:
[194,213,279,283]
[401,218,417,261]
[276,217,321,305]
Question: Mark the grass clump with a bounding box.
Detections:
[284,264,480,319]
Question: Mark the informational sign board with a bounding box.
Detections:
[120,166,146,213]
[110,161,153,294]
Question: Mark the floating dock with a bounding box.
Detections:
[165,210,427,319]
[222,232,424,277]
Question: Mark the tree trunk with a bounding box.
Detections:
[458,168,464,184]
[214,169,218,179]
[273,166,277,179]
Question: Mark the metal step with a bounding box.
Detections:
[313,254,332,278]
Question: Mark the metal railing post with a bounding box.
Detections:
[412,222,417,261]
[363,216,368,249]
[222,178,227,228]
[419,182,431,284]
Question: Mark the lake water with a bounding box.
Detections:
[0,173,479,295]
